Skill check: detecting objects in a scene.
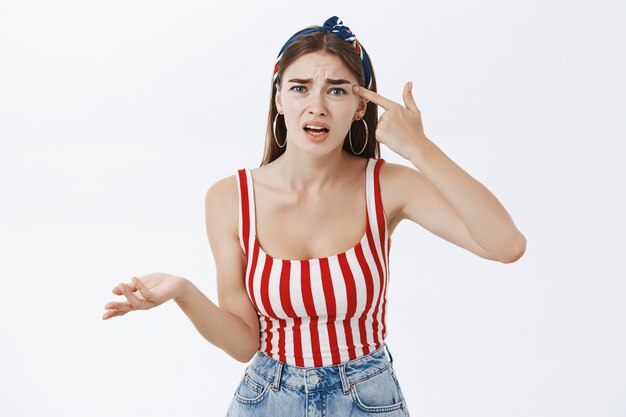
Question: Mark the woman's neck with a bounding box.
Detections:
[271,148,354,194]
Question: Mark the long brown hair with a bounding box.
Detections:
[260,27,380,167]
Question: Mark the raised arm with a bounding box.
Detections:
[381,160,525,263]
[353,82,526,263]
[174,175,260,362]
[408,144,525,263]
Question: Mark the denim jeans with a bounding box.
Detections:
[226,343,410,416]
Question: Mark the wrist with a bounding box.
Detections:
[173,276,191,303]
[407,136,437,166]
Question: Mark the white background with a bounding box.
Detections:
[1,0,624,416]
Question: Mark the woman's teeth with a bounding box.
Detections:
[304,126,329,135]
[303,125,330,141]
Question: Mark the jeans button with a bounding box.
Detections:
[309,375,320,384]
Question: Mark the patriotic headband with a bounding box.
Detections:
[272,16,373,90]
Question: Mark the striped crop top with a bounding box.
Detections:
[235,157,391,367]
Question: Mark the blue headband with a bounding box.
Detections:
[272,16,372,90]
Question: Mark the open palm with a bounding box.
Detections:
[102,273,182,320]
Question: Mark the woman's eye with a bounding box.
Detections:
[290,86,346,95]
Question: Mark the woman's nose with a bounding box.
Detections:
[306,90,328,114]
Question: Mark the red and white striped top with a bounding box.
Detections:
[236,157,391,367]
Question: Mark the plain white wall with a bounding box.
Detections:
[1,0,624,416]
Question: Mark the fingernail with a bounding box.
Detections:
[409,81,413,89]
[352,85,360,92]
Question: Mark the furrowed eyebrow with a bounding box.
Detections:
[287,78,352,85]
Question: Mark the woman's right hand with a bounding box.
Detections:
[102,273,186,320]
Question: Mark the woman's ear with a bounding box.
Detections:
[275,90,282,113]
[356,96,367,119]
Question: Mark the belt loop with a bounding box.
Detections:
[338,363,352,395]
[384,343,394,364]
[272,361,283,390]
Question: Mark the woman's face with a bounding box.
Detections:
[275,50,367,152]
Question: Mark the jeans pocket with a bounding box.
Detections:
[233,365,273,405]
[350,364,405,413]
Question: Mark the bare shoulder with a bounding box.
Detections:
[378,159,426,194]
[378,159,422,228]
[205,173,239,238]
[378,159,415,179]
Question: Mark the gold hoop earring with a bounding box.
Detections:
[349,118,368,155]
[273,113,286,148]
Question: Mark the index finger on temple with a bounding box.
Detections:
[352,85,394,110]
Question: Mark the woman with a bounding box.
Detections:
[103,16,526,416]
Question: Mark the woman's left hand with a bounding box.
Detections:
[352,82,431,160]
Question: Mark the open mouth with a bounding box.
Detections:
[303,126,330,136]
